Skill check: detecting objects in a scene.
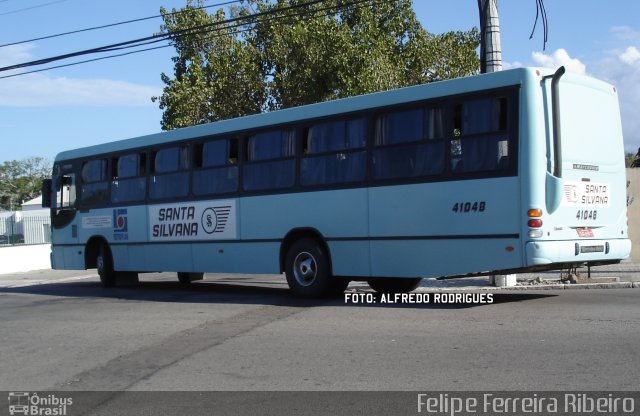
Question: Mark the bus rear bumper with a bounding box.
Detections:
[525,239,632,266]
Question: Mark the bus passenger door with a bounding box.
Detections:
[50,164,81,269]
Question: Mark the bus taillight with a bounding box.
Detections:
[527,208,543,238]
[527,209,542,217]
[528,219,543,228]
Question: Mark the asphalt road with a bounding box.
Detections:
[1,271,639,413]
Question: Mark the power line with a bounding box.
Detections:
[529,0,549,50]
[0,45,172,80]
[0,22,260,80]
[0,0,240,49]
[0,0,70,17]
[0,0,354,74]
[1,0,380,79]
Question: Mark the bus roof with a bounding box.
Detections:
[52,67,594,162]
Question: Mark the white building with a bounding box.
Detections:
[0,196,50,245]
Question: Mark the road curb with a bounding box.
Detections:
[0,274,98,288]
[505,282,637,290]
[415,281,640,292]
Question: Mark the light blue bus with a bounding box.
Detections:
[42,67,631,297]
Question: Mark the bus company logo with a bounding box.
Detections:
[113,208,129,241]
[8,392,73,415]
[201,206,232,234]
[564,185,579,204]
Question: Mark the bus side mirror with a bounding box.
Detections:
[41,179,52,208]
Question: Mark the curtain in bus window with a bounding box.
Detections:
[307,119,366,153]
[455,135,508,173]
[82,182,109,206]
[111,177,145,203]
[247,130,295,161]
[373,142,444,180]
[202,140,228,167]
[81,159,107,183]
[193,166,238,195]
[117,154,139,178]
[375,109,424,145]
[346,119,366,148]
[425,108,445,139]
[301,151,366,186]
[156,148,179,172]
[243,160,295,191]
[150,172,189,199]
[308,121,344,153]
[460,98,506,135]
[81,159,108,205]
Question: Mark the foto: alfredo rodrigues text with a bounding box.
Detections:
[344,292,493,305]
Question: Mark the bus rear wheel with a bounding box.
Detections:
[96,244,116,288]
[367,278,422,294]
[285,238,344,298]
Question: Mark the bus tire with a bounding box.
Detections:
[96,244,116,288]
[367,277,422,294]
[178,272,204,285]
[285,238,335,298]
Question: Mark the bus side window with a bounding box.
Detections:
[192,138,239,196]
[450,97,510,174]
[300,118,366,187]
[149,146,190,200]
[243,129,295,191]
[80,159,108,206]
[372,107,445,180]
[111,153,146,203]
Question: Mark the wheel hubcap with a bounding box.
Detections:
[293,251,317,287]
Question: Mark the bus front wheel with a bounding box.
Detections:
[96,244,116,288]
[285,238,344,298]
[367,278,422,294]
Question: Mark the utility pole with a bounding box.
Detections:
[478,0,502,73]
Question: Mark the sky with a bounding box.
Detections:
[0,0,639,163]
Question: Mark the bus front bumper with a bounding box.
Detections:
[525,238,632,266]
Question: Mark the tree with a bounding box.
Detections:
[0,157,51,211]
[153,0,480,130]
[626,152,634,168]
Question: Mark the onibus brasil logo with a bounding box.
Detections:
[8,392,72,416]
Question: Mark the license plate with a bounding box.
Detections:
[580,245,604,253]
